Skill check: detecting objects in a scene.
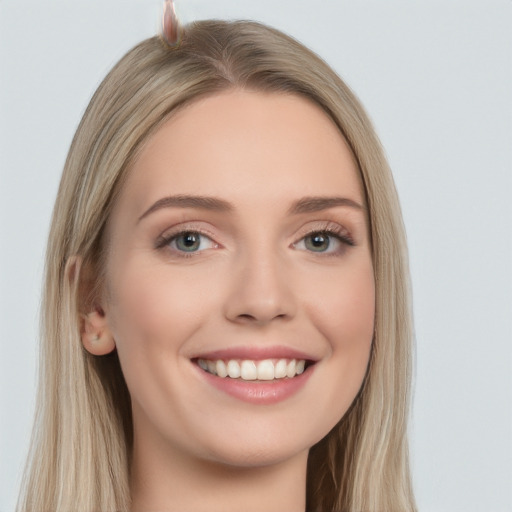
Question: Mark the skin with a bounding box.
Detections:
[81,90,375,512]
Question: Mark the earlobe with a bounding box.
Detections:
[66,254,116,356]
[80,308,116,356]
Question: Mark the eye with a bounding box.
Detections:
[294,229,354,254]
[163,231,217,253]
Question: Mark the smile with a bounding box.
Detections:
[193,354,316,405]
[191,346,317,404]
[197,358,306,381]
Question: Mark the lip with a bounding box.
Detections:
[190,345,318,362]
[194,363,314,404]
[190,345,317,405]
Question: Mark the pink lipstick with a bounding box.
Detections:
[191,345,317,404]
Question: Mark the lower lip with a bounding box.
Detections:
[194,363,314,405]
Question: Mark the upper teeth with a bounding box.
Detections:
[197,358,306,381]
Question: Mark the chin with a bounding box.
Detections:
[203,443,309,470]
[193,424,323,470]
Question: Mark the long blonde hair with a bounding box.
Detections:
[17,20,416,512]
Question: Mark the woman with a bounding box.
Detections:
[17,12,416,512]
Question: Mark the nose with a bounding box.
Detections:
[223,246,297,326]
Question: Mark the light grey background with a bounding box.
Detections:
[1,1,511,511]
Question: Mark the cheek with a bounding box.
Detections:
[304,257,375,424]
[102,257,223,430]
[103,258,208,387]
[309,257,375,351]
[105,255,207,343]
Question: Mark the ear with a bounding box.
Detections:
[80,307,116,356]
[67,255,116,356]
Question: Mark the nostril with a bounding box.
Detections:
[237,313,257,321]
[235,312,289,324]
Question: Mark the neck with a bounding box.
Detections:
[129,430,308,512]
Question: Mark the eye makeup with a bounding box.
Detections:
[154,221,220,257]
[154,218,356,260]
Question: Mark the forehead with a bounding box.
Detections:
[118,90,363,216]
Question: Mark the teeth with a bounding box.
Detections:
[257,360,274,380]
[240,360,257,380]
[274,359,287,378]
[197,358,308,380]
[207,360,216,375]
[286,359,296,378]
[216,360,228,378]
[227,360,241,379]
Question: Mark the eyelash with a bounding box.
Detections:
[155,228,218,258]
[155,223,355,258]
[292,223,355,256]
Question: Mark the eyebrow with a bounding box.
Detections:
[138,195,234,222]
[138,194,365,223]
[288,196,365,215]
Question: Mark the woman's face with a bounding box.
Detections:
[100,90,374,468]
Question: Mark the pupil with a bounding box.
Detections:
[183,234,197,246]
[307,233,330,251]
[178,232,200,251]
[312,235,326,247]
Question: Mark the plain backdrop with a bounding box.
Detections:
[1,1,511,511]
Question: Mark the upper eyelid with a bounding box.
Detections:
[158,222,217,239]
[294,221,353,239]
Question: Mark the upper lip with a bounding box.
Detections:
[191,345,319,362]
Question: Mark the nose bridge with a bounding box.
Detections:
[224,234,296,324]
